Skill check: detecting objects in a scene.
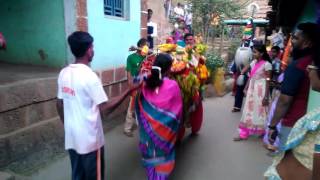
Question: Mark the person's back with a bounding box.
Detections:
[57,31,137,180]
[57,31,109,180]
[58,63,106,153]
[136,53,182,180]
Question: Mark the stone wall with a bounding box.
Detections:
[0,0,132,170]
[0,78,61,168]
[0,67,129,169]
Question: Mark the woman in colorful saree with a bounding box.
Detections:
[135,53,183,180]
[234,44,272,141]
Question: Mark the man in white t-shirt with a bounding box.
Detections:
[147,9,157,49]
[56,31,138,180]
[174,3,184,18]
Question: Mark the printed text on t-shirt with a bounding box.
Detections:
[62,87,75,96]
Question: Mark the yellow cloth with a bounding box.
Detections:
[212,68,225,96]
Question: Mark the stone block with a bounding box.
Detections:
[0,118,64,168]
[114,67,126,82]
[101,69,114,85]
[0,138,10,169]
[0,172,14,180]
[25,100,58,125]
[0,108,27,135]
[0,100,58,135]
[0,78,57,112]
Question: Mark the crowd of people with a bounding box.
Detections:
[56,21,209,179]
[54,6,320,179]
[230,22,320,180]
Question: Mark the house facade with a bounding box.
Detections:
[0,0,143,170]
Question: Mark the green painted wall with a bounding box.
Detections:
[296,0,320,111]
[0,0,67,68]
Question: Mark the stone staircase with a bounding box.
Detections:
[0,63,128,179]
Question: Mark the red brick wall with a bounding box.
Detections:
[141,0,148,38]
[76,0,88,32]
[97,67,129,121]
[96,67,128,98]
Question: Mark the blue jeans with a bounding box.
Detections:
[68,147,105,180]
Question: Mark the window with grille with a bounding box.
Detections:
[104,0,124,18]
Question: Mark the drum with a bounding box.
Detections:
[234,47,252,67]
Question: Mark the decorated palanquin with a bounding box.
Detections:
[139,42,209,132]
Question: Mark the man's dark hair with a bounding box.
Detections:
[137,38,148,48]
[297,22,320,47]
[184,33,194,41]
[271,46,281,53]
[68,31,93,58]
[147,9,153,14]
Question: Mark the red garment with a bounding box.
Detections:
[281,56,312,127]
[177,101,204,140]
[190,101,203,134]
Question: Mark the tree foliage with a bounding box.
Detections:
[188,0,245,42]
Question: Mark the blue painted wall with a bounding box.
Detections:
[87,0,141,70]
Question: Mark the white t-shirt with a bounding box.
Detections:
[57,64,108,154]
[185,13,192,25]
[174,7,184,17]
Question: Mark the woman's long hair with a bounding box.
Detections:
[145,53,173,90]
[253,44,271,63]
